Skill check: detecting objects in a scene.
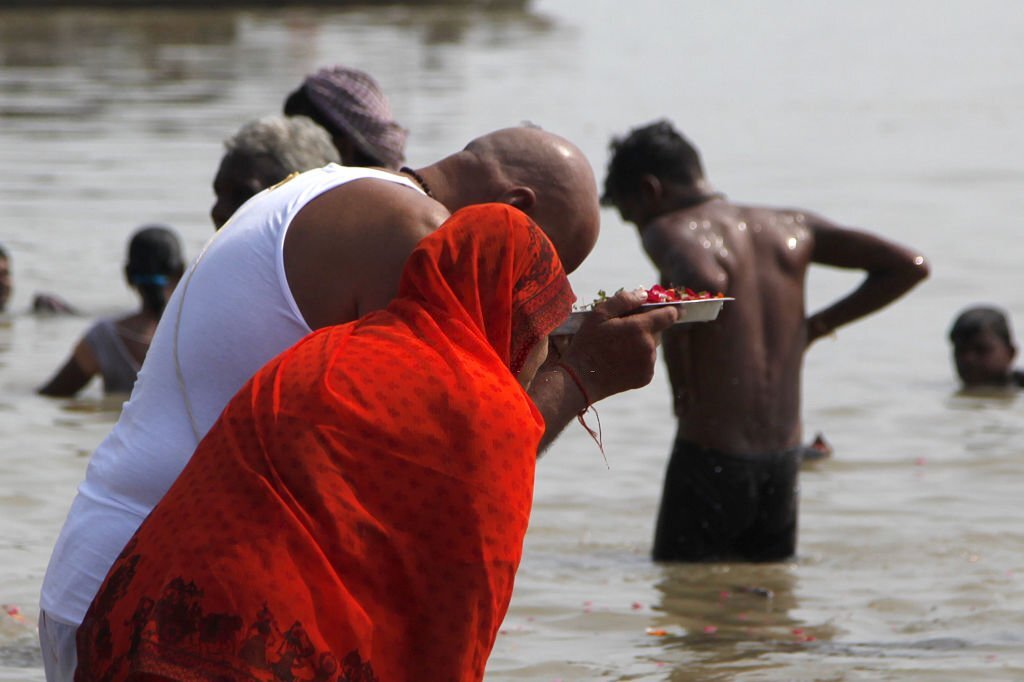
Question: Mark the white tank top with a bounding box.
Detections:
[41,165,423,625]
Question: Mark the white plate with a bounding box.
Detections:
[551,297,733,336]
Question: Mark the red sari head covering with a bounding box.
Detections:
[75,204,575,682]
[397,202,572,376]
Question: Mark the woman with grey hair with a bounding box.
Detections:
[210,115,339,230]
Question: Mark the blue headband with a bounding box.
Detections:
[131,274,169,287]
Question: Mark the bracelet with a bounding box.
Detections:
[555,362,607,466]
[555,361,591,411]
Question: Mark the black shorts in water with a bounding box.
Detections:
[653,436,801,562]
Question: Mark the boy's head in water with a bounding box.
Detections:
[949,306,1019,388]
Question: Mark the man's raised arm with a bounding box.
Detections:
[805,214,929,346]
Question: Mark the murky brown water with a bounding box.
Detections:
[2,1,1024,679]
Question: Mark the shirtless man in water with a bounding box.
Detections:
[603,120,929,562]
[40,126,678,682]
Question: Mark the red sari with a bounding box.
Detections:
[74,204,575,682]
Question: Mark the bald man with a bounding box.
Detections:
[39,126,677,682]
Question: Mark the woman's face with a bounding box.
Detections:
[953,329,1016,386]
[515,337,550,390]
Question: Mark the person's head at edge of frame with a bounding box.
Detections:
[0,244,11,313]
[283,65,407,171]
[125,225,186,317]
[0,245,79,315]
[949,305,1019,388]
[211,115,340,230]
[601,119,718,228]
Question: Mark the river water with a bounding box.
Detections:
[1,1,1023,680]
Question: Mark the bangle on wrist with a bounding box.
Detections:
[555,361,606,466]
[555,361,590,413]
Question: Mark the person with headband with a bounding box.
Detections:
[38,226,184,397]
[283,64,407,169]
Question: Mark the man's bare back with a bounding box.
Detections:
[646,200,812,454]
[604,120,927,560]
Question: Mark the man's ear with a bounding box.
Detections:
[640,174,663,203]
[499,186,536,211]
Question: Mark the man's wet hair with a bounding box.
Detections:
[602,119,705,206]
[949,305,1014,347]
[0,244,7,260]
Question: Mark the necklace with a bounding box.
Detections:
[400,166,434,199]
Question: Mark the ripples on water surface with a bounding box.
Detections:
[2,1,1024,679]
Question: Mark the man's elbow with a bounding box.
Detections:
[874,252,929,295]
[884,252,929,286]
[906,253,930,284]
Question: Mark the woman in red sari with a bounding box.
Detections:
[74,203,575,682]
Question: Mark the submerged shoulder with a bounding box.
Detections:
[84,317,118,341]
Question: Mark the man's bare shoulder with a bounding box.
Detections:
[723,204,822,253]
[284,176,449,329]
[641,209,712,251]
[297,177,449,236]
[639,206,734,290]
[642,201,750,251]
[737,203,828,229]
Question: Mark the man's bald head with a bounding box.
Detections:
[429,127,600,273]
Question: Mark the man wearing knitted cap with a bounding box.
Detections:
[284,64,407,169]
[40,125,678,681]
